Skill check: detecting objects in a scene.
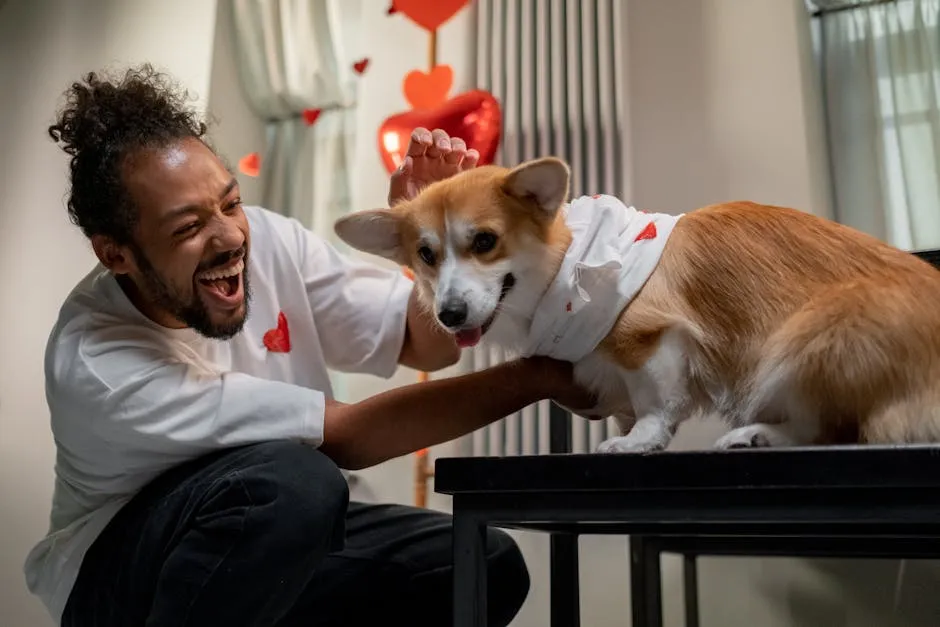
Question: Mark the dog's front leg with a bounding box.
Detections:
[595,328,692,454]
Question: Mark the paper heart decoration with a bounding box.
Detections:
[301,108,321,126]
[393,0,470,32]
[403,64,454,110]
[353,58,370,75]
[263,312,291,353]
[238,152,261,177]
[378,89,502,174]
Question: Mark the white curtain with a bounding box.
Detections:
[817,0,940,250]
[230,0,362,238]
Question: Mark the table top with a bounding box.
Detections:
[434,444,940,495]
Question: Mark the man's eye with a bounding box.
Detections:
[174,223,199,236]
[226,198,243,212]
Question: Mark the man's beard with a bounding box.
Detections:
[132,242,252,340]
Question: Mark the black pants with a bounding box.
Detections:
[62,441,529,626]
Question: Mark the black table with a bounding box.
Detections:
[435,444,940,626]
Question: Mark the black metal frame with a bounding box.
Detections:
[440,448,940,626]
[437,248,940,627]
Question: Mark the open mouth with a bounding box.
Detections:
[454,273,516,348]
[196,258,245,308]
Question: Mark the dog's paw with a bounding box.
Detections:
[595,436,664,454]
[714,425,779,450]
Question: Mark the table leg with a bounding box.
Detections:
[683,554,699,627]
[550,533,581,627]
[630,536,663,627]
[454,513,488,627]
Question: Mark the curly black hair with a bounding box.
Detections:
[48,63,210,245]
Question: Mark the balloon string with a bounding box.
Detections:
[429,29,437,70]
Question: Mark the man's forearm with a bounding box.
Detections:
[319,358,562,469]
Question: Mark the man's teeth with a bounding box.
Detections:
[197,259,244,281]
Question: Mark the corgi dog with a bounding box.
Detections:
[334,157,940,453]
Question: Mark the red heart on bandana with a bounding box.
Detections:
[302,108,322,126]
[263,312,291,353]
[353,58,370,75]
[634,222,657,242]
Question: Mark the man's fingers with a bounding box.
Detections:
[406,128,432,158]
[462,148,480,170]
[426,128,451,159]
[387,156,414,206]
[444,137,466,166]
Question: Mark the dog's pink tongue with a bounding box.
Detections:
[455,328,482,348]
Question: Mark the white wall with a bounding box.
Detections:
[0,1,218,624]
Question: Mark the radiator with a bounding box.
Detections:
[466,0,627,458]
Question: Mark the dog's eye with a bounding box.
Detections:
[417,246,436,266]
[472,232,498,254]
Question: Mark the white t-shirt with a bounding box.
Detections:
[23,205,413,624]
[522,194,682,362]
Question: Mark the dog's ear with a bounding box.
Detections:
[334,209,404,263]
[501,157,570,218]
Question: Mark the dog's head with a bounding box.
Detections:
[334,157,572,348]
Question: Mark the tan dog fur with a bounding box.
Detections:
[335,157,940,452]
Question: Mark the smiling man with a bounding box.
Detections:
[23,65,594,627]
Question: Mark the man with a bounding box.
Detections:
[23,64,593,627]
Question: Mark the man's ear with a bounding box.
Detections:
[91,235,135,275]
[501,157,570,219]
[334,209,404,263]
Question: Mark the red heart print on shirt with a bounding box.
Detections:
[263,312,291,353]
[634,222,657,242]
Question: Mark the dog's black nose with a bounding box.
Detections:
[437,302,468,328]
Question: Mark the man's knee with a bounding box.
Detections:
[231,441,350,551]
[485,528,531,626]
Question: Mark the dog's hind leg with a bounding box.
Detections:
[716,278,940,449]
[862,388,940,444]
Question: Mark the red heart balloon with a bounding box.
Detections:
[393,0,470,32]
[377,89,502,174]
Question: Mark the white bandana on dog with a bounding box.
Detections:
[522,194,683,362]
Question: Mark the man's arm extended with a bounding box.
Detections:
[319,357,591,470]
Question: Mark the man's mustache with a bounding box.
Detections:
[196,246,247,274]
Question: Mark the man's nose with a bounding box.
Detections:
[437,300,468,328]
[210,215,245,251]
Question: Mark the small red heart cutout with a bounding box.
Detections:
[353,58,370,75]
[238,152,261,177]
[394,0,469,31]
[634,222,657,242]
[302,108,322,126]
[403,64,454,110]
[263,312,291,353]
